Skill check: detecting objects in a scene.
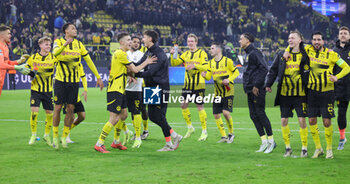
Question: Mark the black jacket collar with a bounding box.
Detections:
[244,44,254,53]
[336,40,350,49]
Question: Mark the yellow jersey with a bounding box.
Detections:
[26,52,57,92]
[171,48,208,90]
[281,52,306,96]
[205,56,239,97]
[107,49,131,94]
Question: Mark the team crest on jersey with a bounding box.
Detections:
[116,106,121,111]
[31,99,35,104]
[54,96,58,102]
[304,65,310,70]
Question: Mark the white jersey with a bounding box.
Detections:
[126,50,144,92]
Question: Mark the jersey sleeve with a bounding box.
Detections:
[0,49,15,70]
[52,39,65,56]
[25,55,34,69]
[170,51,185,66]
[78,64,88,91]
[117,51,131,65]
[203,60,212,81]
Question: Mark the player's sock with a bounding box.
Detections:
[97,121,114,146]
[61,125,70,139]
[170,128,178,138]
[44,113,53,136]
[182,108,192,128]
[30,112,38,136]
[134,114,142,139]
[143,119,148,131]
[310,124,322,149]
[198,109,207,132]
[114,120,123,143]
[260,135,267,143]
[215,118,226,137]
[71,123,76,130]
[53,126,59,138]
[281,125,291,148]
[268,135,274,143]
[165,136,172,146]
[325,125,333,150]
[339,128,346,140]
[226,117,234,134]
[300,127,308,150]
[121,120,128,132]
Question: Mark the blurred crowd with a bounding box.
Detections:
[0,0,347,65]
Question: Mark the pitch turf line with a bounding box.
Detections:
[0,118,348,134]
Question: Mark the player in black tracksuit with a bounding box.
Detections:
[239,33,275,153]
[135,30,182,151]
[333,26,350,150]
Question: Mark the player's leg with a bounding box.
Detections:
[213,100,227,143]
[41,92,54,146]
[196,90,207,140]
[295,98,308,157]
[181,101,194,138]
[95,111,120,153]
[337,100,348,150]
[222,96,234,143]
[323,118,333,159]
[141,103,149,139]
[320,91,335,159]
[248,93,268,152]
[52,81,67,149]
[280,96,293,157]
[28,91,40,145]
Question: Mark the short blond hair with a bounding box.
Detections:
[187,33,198,42]
[38,36,52,44]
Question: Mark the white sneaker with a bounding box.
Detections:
[157,144,174,152]
[227,134,235,144]
[173,134,183,150]
[326,149,334,159]
[300,149,308,158]
[283,148,292,157]
[256,142,268,152]
[184,127,195,138]
[337,138,347,150]
[28,135,36,145]
[264,141,277,153]
[311,148,324,158]
[66,136,74,144]
[217,137,228,143]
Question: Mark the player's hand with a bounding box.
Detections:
[128,77,137,84]
[283,51,291,60]
[81,91,87,102]
[252,86,259,96]
[170,47,175,54]
[145,56,157,65]
[17,54,30,64]
[64,38,74,46]
[328,75,338,82]
[96,78,104,91]
[186,64,195,70]
[222,78,230,86]
[201,71,207,78]
[14,65,30,75]
[265,87,272,93]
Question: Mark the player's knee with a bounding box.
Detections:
[309,117,317,125]
[214,114,221,119]
[78,112,86,121]
[181,102,188,109]
[323,118,331,127]
[281,118,288,126]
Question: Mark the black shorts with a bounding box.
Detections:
[280,96,307,118]
[30,90,53,110]
[62,101,85,114]
[54,80,79,105]
[126,90,142,114]
[213,96,234,114]
[308,90,335,118]
[181,89,205,105]
[107,92,127,114]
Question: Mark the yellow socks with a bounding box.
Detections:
[30,112,38,136]
[53,126,59,138]
[325,125,333,150]
[310,124,322,149]
[62,125,71,139]
[134,114,142,138]
[226,117,234,134]
[71,123,76,130]
[114,120,124,142]
[198,109,207,132]
[299,127,308,150]
[44,113,53,136]
[143,119,148,131]
[182,108,192,128]
[97,121,114,145]
[281,125,291,148]
[215,118,226,137]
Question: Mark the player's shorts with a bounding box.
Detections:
[30,90,53,110]
[213,96,234,114]
[62,101,85,114]
[126,90,142,114]
[181,89,205,105]
[107,92,127,114]
[54,80,79,105]
[308,90,335,119]
[279,96,307,118]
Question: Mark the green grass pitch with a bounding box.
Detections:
[0,84,349,183]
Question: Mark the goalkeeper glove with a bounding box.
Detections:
[14,65,30,75]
